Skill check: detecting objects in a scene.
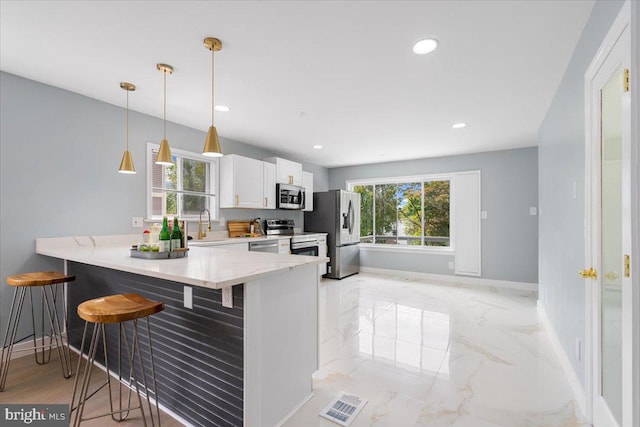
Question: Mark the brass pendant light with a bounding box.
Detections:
[118,82,136,174]
[156,63,174,165]
[202,37,223,157]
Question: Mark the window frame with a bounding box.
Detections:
[146,142,219,221]
[347,173,455,254]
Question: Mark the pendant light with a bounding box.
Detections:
[202,37,223,157]
[156,63,174,165]
[118,82,136,174]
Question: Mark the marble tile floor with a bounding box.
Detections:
[284,272,586,427]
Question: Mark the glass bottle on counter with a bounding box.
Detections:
[171,217,182,251]
[159,217,171,253]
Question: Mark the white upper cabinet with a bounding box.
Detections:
[219,154,264,209]
[263,157,302,186]
[302,171,314,211]
[263,161,276,209]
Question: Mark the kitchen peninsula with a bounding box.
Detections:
[36,235,328,427]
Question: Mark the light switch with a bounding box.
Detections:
[481,211,487,219]
[530,207,537,216]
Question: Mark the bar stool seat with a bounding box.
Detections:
[71,293,163,426]
[1,271,75,391]
[77,293,163,324]
[7,271,74,287]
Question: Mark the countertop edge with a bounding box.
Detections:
[36,238,328,290]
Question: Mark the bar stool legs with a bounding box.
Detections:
[70,294,162,427]
[0,282,72,391]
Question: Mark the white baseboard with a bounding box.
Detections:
[359,267,538,292]
[275,391,314,427]
[537,301,587,417]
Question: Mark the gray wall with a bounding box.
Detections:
[0,71,328,337]
[329,147,539,283]
[538,0,624,390]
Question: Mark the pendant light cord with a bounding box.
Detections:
[211,48,216,126]
[163,70,167,139]
[126,89,129,150]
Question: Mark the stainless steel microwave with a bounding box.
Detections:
[276,184,305,210]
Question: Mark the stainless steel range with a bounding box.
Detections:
[264,219,321,256]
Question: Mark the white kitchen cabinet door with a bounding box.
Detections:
[318,234,327,275]
[263,162,276,209]
[302,171,314,211]
[264,157,302,186]
[277,239,290,254]
[220,154,264,209]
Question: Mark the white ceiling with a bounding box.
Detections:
[0,0,594,168]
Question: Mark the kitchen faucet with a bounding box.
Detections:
[198,208,211,240]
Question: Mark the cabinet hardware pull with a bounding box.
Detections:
[264,197,267,207]
[235,195,239,206]
[624,254,630,277]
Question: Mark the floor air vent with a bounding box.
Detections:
[319,391,367,426]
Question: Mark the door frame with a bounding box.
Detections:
[584,1,637,425]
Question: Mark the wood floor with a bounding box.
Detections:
[0,350,183,426]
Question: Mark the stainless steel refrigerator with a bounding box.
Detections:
[304,190,360,279]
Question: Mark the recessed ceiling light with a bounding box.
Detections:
[312,145,323,150]
[412,39,438,55]
[452,123,466,129]
[214,105,230,112]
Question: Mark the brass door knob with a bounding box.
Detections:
[579,268,598,280]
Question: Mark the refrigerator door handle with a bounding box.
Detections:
[348,199,354,234]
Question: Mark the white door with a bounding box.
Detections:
[584,5,632,426]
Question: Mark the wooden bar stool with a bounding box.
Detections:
[0,271,76,391]
[70,293,163,427]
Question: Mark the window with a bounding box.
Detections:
[349,175,451,249]
[147,143,218,220]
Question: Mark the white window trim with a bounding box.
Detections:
[347,173,455,252]
[146,142,220,221]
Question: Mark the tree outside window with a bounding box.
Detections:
[352,178,450,247]
[149,145,215,219]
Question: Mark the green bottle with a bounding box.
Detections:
[171,217,182,251]
[159,217,171,253]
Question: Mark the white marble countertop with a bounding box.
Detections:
[36,235,328,289]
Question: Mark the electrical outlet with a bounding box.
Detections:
[575,337,581,362]
[132,217,143,228]
[448,261,454,270]
[184,286,193,309]
[481,211,487,219]
[530,207,537,216]
[222,287,233,308]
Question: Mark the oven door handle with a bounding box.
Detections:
[291,242,319,250]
